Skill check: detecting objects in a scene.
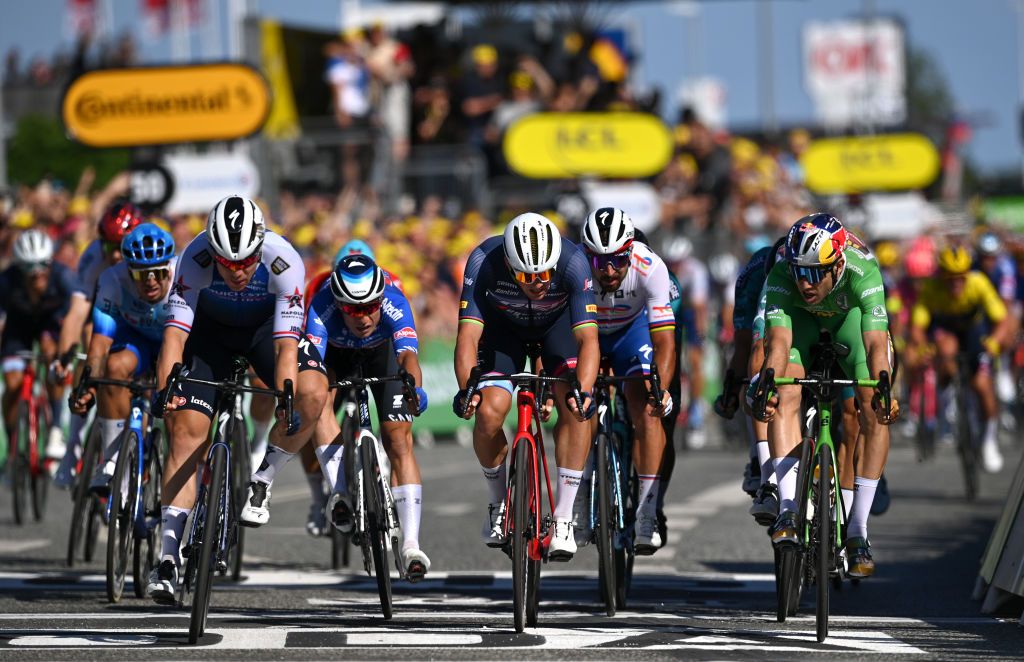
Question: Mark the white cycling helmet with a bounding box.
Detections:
[664,236,693,263]
[207,195,266,261]
[13,230,54,268]
[581,207,635,255]
[503,212,561,274]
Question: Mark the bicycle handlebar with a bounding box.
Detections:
[461,369,587,418]
[71,366,156,402]
[155,362,294,425]
[331,369,421,416]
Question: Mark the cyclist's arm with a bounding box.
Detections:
[396,350,423,389]
[760,265,795,379]
[574,323,599,394]
[455,244,489,389]
[87,273,119,377]
[454,320,483,389]
[273,338,298,394]
[728,328,753,379]
[157,326,188,394]
[854,265,892,380]
[651,328,675,386]
[863,330,891,381]
[84,333,113,381]
[58,294,91,357]
[978,274,1012,348]
[644,256,677,384]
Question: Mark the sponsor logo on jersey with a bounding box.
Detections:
[460,300,468,309]
[171,277,190,299]
[835,293,850,312]
[463,276,474,286]
[381,299,403,322]
[286,287,303,309]
[393,326,417,341]
[846,261,864,277]
[193,249,212,268]
[189,396,212,411]
[860,285,883,298]
[652,305,674,315]
[766,285,790,295]
[307,334,322,346]
[872,305,886,318]
[307,360,319,368]
[271,257,290,275]
[585,304,598,313]
[584,278,593,290]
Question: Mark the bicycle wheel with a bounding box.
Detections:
[190,445,227,644]
[595,433,616,616]
[614,447,638,610]
[31,397,50,522]
[955,384,979,501]
[134,429,163,598]
[227,417,249,582]
[815,449,832,643]
[67,424,100,566]
[511,439,529,633]
[106,430,139,603]
[361,436,392,619]
[10,401,31,525]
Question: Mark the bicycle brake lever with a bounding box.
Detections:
[69,365,92,409]
[754,368,775,421]
[460,366,481,418]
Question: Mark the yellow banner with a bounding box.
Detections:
[801,133,941,194]
[261,20,300,140]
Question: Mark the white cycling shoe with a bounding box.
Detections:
[982,438,1004,474]
[482,502,506,547]
[547,517,576,562]
[634,513,662,555]
[239,481,272,527]
[45,427,66,461]
[402,547,431,582]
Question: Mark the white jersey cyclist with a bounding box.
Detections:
[593,241,676,336]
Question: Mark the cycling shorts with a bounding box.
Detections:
[477,307,578,394]
[109,325,160,378]
[928,317,991,374]
[599,314,653,378]
[299,339,413,423]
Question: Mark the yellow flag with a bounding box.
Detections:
[261,20,300,140]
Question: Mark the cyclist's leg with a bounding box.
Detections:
[0,326,30,436]
[475,326,518,544]
[682,305,707,445]
[838,389,859,521]
[39,329,67,457]
[247,373,276,477]
[966,322,1003,472]
[89,342,142,494]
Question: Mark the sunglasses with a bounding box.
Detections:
[129,266,171,282]
[790,264,831,285]
[587,249,632,272]
[213,252,261,272]
[25,261,51,275]
[341,299,382,317]
[511,268,553,285]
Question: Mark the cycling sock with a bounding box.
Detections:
[252,445,295,486]
[637,474,661,520]
[841,488,855,521]
[160,505,190,565]
[392,484,422,552]
[774,457,799,513]
[848,476,878,540]
[756,441,771,486]
[98,417,125,465]
[481,463,506,505]
[314,444,346,494]
[49,398,63,430]
[306,471,324,502]
[983,419,998,446]
[554,468,584,520]
[250,417,273,470]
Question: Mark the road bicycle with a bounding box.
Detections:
[952,352,980,501]
[71,367,163,602]
[331,368,420,619]
[157,358,292,644]
[753,334,890,643]
[461,364,585,633]
[7,349,53,525]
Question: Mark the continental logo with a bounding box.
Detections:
[62,63,270,148]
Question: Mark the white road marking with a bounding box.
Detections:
[648,630,927,655]
[10,634,159,647]
[0,539,50,554]
[347,632,483,646]
[655,480,749,558]
[431,503,474,517]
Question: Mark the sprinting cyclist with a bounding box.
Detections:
[578,208,674,553]
[54,201,144,486]
[148,195,320,604]
[240,255,432,580]
[67,224,175,495]
[0,231,75,454]
[755,214,898,579]
[974,232,1020,409]
[454,212,598,561]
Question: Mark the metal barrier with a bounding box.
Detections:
[974,452,1024,622]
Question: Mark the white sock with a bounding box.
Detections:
[160,506,190,565]
[756,441,771,486]
[984,419,998,446]
[774,456,799,513]
[554,468,584,520]
[315,444,346,494]
[848,476,879,540]
[637,474,660,519]
[306,471,325,502]
[482,463,507,505]
[841,488,855,521]
[98,417,125,464]
[252,445,295,486]
[392,484,423,552]
[250,417,273,470]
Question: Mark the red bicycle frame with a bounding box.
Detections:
[13,360,43,476]
[503,388,556,561]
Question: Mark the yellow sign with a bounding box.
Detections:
[504,113,672,179]
[62,64,271,147]
[801,133,940,194]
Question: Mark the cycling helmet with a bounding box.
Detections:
[937,246,971,275]
[122,223,175,268]
[664,236,693,263]
[330,254,386,304]
[785,213,848,268]
[905,246,935,279]
[581,207,634,255]
[874,241,900,269]
[333,239,375,267]
[207,195,265,261]
[13,229,54,268]
[503,212,561,274]
[977,232,1002,257]
[709,253,739,284]
[99,201,144,243]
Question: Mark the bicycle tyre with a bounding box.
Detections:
[595,432,616,616]
[11,401,30,525]
[106,430,139,603]
[67,424,100,567]
[525,445,541,628]
[956,383,978,501]
[361,436,393,619]
[815,449,831,643]
[511,439,529,633]
[31,397,51,522]
[84,496,102,563]
[134,428,163,598]
[227,416,249,582]
[190,444,227,644]
[615,450,638,609]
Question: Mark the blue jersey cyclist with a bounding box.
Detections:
[0,230,75,462]
[243,254,433,582]
[454,212,599,563]
[69,224,176,497]
[578,207,675,555]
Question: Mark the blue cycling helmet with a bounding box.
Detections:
[334,239,375,267]
[330,254,386,304]
[122,223,176,268]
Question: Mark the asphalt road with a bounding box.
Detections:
[0,429,1022,660]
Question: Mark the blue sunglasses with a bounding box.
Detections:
[790,263,831,284]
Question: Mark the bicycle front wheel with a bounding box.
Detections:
[614,437,637,609]
[361,437,392,619]
[106,430,139,603]
[227,418,249,582]
[190,445,227,644]
[595,433,616,616]
[511,439,530,632]
[815,449,832,643]
[11,402,31,525]
[956,388,979,501]
[31,397,50,521]
[134,428,163,598]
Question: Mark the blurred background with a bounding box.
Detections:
[2,0,1023,444]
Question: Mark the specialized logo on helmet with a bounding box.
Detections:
[227,208,242,232]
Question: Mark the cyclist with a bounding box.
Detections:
[148,195,318,604]
[67,224,176,495]
[242,254,432,579]
[54,201,144,487]
[910,246,1014,474]
[974,232,1019,408]
[578,208,674,554]
[755,214,898,580]
[454,212,598,561]
[0,230,75,453]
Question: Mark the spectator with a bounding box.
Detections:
[325,35,375,207]
[460,44,504,149]
[366,23,415,162]
[414,77,459,144]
